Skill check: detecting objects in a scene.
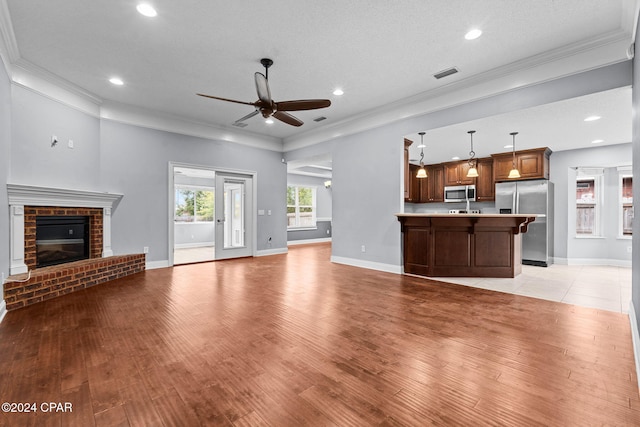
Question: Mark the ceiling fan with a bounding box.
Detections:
[197,58,331,127]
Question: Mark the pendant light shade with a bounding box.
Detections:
[508,132,521,179]
[416,132,427,179]
[466,130,478,178]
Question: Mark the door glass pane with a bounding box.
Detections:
[224,181,244,248]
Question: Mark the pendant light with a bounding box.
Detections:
[416,132,427,178]
[466,130,478,178]
[508,132,521,179]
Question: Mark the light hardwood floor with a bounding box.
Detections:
[1,242,639,426]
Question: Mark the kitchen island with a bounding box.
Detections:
[396,213,536,278]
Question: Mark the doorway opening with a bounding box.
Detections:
[170,164,255,265]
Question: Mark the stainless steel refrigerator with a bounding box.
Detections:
[495,180,554,266]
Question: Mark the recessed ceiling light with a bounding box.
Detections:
[333,88,344,96]
[136,3,157,17]
[417,144,426,148]
[265,118,274,124]
[591,139,604,144]
[452,156,460,160]
[464,29,482,40]
[584,115,601,122]
[109,77,124,86]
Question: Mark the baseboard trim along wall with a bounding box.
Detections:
[629,300,640,393]
[255,248,288,257]
[0,300,6,325]
[330,255,402,275]
[553,257,632,268]
[287,238,332,246]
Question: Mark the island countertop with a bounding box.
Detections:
[396,214,535,278]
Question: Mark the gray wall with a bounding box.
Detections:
[286,174,333,242]
[551,144,632,263]
[286,61,633,270]
[99,120,286,261]
[632,18,640,341]
[0,59,10,288]
[5,85,287,265]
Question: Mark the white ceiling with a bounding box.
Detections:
[2,0,636,151]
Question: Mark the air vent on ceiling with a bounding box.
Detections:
[433,67,459,80]
[232,122,248,128]
[314,116,327,122]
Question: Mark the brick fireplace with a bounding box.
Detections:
[4,184,145,311]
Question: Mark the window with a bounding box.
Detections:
[287,186,316,229]
[620,172,633,237]
[575,168,603,237]
[175,187,214,222]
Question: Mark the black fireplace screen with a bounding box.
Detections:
[36,216,90,268]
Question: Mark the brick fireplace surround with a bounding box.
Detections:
[4,184,145,311]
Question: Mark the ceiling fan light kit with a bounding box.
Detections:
[197,58,331,127]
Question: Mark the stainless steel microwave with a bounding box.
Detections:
[444,185,476,203]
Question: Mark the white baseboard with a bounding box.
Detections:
[255,248,288,257]
[287,238,332,246]
[330,255,402,275]
[146,260,170,270]
[629,300,640,393]
[0,300,6,325]
[174,242,214,249]
[553,257,632,268]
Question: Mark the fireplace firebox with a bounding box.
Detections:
[36,216,90,268]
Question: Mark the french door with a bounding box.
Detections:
[214,173,253,260]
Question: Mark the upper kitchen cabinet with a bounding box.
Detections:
[492,147,551,182]
[475,158,495,201]
[443,161,475,186]
[404,139,412,200]
[422,165,444,202]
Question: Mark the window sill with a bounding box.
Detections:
[574,235,605,239]
[617,235,633,240]
[288,227,318,232]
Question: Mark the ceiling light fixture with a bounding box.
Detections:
[466,130,478,178]
[451,156,460,160]
[416,132,427,179]
[591,139,604,144]
[584,115,601,122]
[465,29,482,40]
[508,132,521,179]
[109,77,124,86]
[333,88,344,96]
[265,118,274,124]
[136,3,157,17]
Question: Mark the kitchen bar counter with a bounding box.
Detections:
[396,213,536,278]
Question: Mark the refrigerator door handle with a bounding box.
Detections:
[512,191,516,213]
[515,191,520,214]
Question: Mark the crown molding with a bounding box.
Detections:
[283,29,631,152]
[101,100,283,152]
[0,0,18,77]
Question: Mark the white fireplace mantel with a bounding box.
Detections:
[7,184,123,275]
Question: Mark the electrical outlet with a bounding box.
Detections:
[326,229,330,235]
[51,135,58,147]
[143,246,149,254]
[68,139,74,149]
[361,245,366,253]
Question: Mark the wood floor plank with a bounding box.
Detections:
[1,243,639,426]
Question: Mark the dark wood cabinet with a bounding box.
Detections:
[424,165,444,202]
[475,158,494,201]
[444,161,475,186]
[492,147,551,182]
[404,139,412,200]
[407,164,421,202]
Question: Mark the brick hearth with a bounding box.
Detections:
[4,254,146,311]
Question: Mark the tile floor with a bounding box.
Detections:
[434,263,632,313]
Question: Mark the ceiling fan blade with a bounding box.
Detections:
[273,111,303,127]
[254,72,271,103]
[275,99,331,112]
[197,93,256,106]
[234,110,259,123]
